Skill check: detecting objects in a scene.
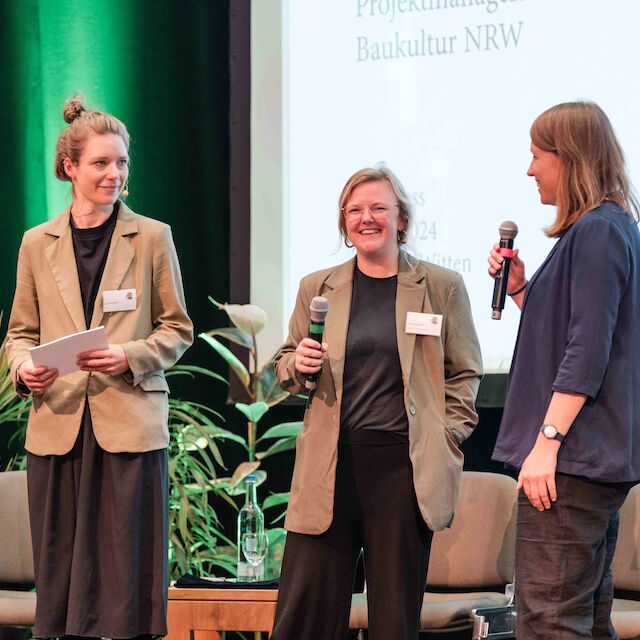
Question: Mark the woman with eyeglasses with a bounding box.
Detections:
[488,101,640,638]
[270,166,483,639]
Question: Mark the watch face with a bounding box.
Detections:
[543,425,557,438]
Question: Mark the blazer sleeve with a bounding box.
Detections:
[443,273,483,444]
[552,217,629,399]
[275,276,313,396]
[6,234,40,397]
[121,225,193,385]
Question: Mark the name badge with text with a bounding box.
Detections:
[405,311,443,336]
[103,288,137,312]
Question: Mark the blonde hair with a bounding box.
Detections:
[531,101,638,238]
[338,165,412,247]
[54,94,130,182]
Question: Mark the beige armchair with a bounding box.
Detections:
[349,471,517,635]
[0,470,36,630]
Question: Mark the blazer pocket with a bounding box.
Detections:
[443,425,464,464]
[138,374,170,393]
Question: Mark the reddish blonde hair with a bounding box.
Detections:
[55,94,130,182]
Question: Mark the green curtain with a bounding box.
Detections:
[0,0,230,338]
[0,0,232,459]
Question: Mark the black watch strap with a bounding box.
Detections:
[540,424,566,443]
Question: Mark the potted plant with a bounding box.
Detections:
[166,298,301,580]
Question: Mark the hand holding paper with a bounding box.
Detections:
[77,344,130,376]
[29,326,109,378]
[18,359,59,394]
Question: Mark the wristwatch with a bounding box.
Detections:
[540,424,566,444]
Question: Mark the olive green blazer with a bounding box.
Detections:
[6,203,193,455]
[275,252,483,533]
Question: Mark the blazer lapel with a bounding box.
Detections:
[396,253,428,386]
[90,204,138,329]
[523,237,561,306]
[322,258,355,407]
[45,209,86,333]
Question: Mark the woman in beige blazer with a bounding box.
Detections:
[6,96,193,639]
[270,166,482,640]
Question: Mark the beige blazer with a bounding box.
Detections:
[275,252,483,534]
[6,203,193,456]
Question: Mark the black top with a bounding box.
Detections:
[71,203,118,328]
[340,264,408,437]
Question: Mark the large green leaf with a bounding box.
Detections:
[269,511,287,525]
[256,359,289,406]
[210,296,268,336]
[182,429,208,452]
[262,492,290,510]
[171,402,246,447]
[255,436,298,460]
[223,303,267,335]
[209,296,225,310]
[204,426,247,447]
[235,401,269,424]
[219,465,268,497]
[170,409,224,465]
[229,461,261,487]
[169,400,225,426]
[165,364,228,385]
[258,421,303,442]
[208,326,253,349]
[199,333,250,388]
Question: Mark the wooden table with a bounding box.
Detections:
[167,587,278,640]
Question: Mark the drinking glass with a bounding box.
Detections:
[241,532,268,576]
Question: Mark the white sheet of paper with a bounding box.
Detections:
[405,312,443,337]
[29,326,109,377]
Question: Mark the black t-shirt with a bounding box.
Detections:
[340,264,408,437]
[71,203,118,328]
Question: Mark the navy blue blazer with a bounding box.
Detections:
[493,202,640,482]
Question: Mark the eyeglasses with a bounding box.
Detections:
[341,203,399,222]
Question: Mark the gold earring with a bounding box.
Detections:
[122,183,129,198]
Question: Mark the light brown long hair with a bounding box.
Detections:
[338,165,412,247]
[531,101,638,238]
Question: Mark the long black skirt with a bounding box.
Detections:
[27,405,169,639]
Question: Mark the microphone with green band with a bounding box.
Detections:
[305,296,329,391]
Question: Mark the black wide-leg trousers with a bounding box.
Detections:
[271,431,433,640]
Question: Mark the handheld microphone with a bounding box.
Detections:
[305,296,329,391]
[491,220,519,320]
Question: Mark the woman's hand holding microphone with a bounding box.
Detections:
[294,338,327,374]
[487,243,528,305]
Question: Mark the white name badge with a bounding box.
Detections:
[103,288,137,312]
[405,311,443,336]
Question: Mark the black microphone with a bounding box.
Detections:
[491,220,519,320]
[305,296,329,391]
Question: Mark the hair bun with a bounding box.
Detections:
[63,94,87,124]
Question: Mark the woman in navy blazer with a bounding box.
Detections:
[488,101,640,639]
